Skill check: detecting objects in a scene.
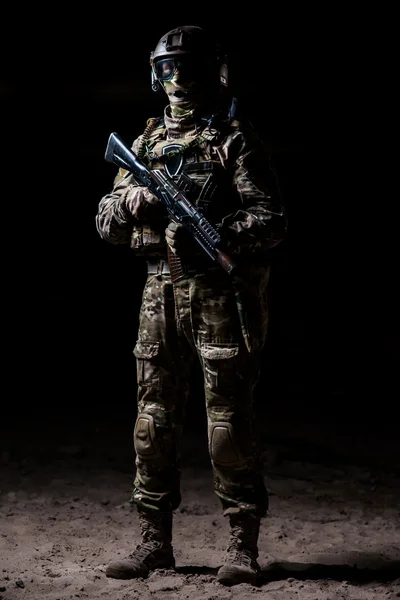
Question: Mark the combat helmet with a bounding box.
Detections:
[149,25,228,95]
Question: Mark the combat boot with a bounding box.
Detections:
[217,512,261,586]
[106,508,175,579]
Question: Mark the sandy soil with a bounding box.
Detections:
[1,427,400,600]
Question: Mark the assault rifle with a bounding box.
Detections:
[104,132,236,276]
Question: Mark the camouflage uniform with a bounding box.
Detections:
[96,107,287,520]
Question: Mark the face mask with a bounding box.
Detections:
[155,56,206,118]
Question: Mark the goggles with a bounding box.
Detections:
[154,56,199,82]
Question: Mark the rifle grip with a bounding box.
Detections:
[215,248,237,276]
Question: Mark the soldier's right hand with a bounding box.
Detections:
[124,186,164,221]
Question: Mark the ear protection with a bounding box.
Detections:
[219,60,228,88]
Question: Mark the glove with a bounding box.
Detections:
[124,186,164,221]
[165,221,197,256]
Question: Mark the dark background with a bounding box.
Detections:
[2,10,398,469]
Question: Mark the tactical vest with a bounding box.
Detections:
[128,115,242,256]
[141,116,241,217]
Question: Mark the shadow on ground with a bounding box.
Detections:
[174,556,400,586]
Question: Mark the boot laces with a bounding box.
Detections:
[226,525,257,567]
[127,516,166,563]
[227,548,254,567]
[128,538,162,564]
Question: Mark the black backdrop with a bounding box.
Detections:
[2,10,398,468]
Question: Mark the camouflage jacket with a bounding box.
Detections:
[95,106,287,261]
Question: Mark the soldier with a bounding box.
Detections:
[95,25,287,586]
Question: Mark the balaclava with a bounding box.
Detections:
[151,26,222,120]
[161,61,206,119]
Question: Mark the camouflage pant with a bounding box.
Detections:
[131,269,268,518]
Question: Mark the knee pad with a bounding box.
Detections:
[208,421,245,467]
[134,413,161,460]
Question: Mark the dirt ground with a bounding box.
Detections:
[1,424,400,600]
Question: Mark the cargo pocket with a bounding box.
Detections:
[133,341,160,388]
[198,343,239,392]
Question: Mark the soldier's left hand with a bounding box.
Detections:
[165,221,196,256]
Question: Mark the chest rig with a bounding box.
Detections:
[137,116,230,220]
